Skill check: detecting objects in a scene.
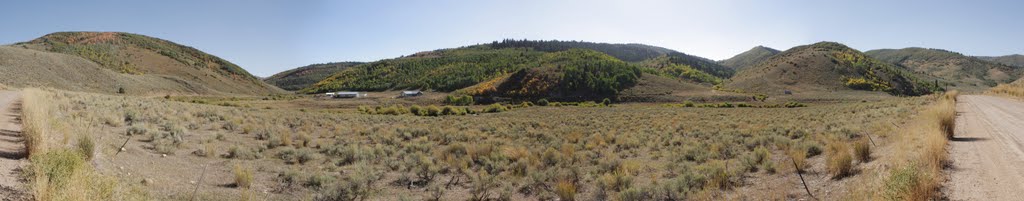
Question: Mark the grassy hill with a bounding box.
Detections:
[302,40,729,100]
[727,42,938,96]
[265,62,363,91]
[719,46,780,71]
[977,54,1024,67]
[14,31,282,95]
[0,46,238,94]
[488,39,675,62]
[455,49,641,100]
[865,48,1021,90]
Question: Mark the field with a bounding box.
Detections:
[17,88,952,200]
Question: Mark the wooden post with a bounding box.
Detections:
[114,136,131,156]
[189,163,209,201]
[792,157,816,200]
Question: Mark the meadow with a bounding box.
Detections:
[15,88,956,201]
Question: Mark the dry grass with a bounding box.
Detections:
[825,141,853,178]
[233,164,254,188]
[988,82,1024,98]
[21,89,49,157]
[21,89,144,201]
[24,89,928,200]
[877,91,957,200]
[853,138,871,163]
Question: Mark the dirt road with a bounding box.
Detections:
[0,91,27,200]
[946,95,1024,200]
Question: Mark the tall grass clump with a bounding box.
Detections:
[825,141,853,179]
[882,91,956,200]
[29,148,116,201]
[22,89,50,157]
[234,164,254,188]
[853,138,871,163]
[938,91,958,139]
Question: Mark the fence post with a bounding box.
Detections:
[792,157,816,200]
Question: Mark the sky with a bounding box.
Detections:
[1,0,1022,77]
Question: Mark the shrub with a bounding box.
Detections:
[233,164,254,188]
[483,104,507,113]
[410,105,425,116]
[297,148,319,164]
[825,142,853,179]
[537,98,550,106]
[601,98,612,106]
[618,187,649,201]
[884,163,933,201]
[76,135,95,160]
[683,101,695,107]
[853,138,871,162]
[441,106,466,116]
[554,179,577,201]
[316,163,382,201]
[278,147,298,163]
[444,95,474,106]
[228,146,260,160]
[788,149,807,173]
[784,102,807,108]
[305,173,332,189]
[426,105,442,116]
[30,149,85,190]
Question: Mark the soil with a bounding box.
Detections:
[946,95,1024,200]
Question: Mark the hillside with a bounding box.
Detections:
[456,49,641,100]
[488,39,675,62]
[265,62,363,91]
[0,46,234,94]
[865,48,1021,89]
[14,32,282,95]
[727,42,938,96]
[719,46,780,71]
[303,40,729,98]
[491,39,734,80]
[977,54,1024,67]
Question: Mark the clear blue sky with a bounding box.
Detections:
[1,0,1022,77]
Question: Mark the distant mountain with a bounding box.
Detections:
[14,31,283,95]
[302,40,728,100]
[719,46,780,71]
[976,54,1024,67]
[727,42,938,96]
[865,48,1021,89]
[265,62,364,91]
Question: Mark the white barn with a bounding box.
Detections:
[400,90,423,97]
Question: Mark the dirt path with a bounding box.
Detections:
[946,95,1024,200]
[0,91,28,200]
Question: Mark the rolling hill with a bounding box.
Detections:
[302,40,731,100]
[264,62,363,91]
[488,39,676,62]
[13,31,282,95]
[455,49,641,100]
[719,46,780,71]
[727,42,938,96]
[865,48,1021,89]
[0,46,236,94]
[977,54,1024,67]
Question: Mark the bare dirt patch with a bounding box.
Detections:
[946,95,1024,200]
